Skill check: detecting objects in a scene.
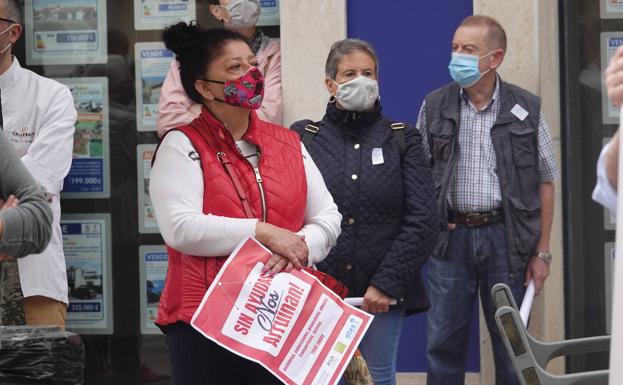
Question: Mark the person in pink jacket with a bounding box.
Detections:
[157,0,282,137]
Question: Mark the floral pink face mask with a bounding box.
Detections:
[204,66,264,109]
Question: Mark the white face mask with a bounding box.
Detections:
[224,0,261,29]
[333,76,379,112]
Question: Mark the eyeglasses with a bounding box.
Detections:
[0,18,15,24]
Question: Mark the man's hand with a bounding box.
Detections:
[362,286,393,314]
[0,195,19,251]
[0,195,19,211]
[606,132,620,191]
[606,46,623,107]
[524,257,550,295]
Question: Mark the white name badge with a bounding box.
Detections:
[511,104,529,121]
[372,148,384,165]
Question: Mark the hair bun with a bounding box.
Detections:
[162,21,204,59]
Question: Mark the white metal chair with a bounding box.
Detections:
[491,283,610,385]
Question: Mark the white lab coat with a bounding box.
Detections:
[0,58,77,305]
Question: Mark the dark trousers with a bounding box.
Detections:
[426,223,525,385]
[166,322,282,385]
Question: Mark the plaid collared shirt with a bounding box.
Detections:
[416,81,559,213]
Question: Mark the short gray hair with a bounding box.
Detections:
[5,0,22,25]
[325,38,379,79]
[459,15,506,51]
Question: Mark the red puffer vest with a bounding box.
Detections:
[155,108,307,326]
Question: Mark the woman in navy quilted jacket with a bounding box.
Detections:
[291,39,439,385]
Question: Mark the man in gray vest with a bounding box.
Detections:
[416,15,559,385]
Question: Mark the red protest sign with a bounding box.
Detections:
[191,237,373,385]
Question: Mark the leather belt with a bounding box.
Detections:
[452,210,504,227]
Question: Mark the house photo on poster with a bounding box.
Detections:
[59,77,111,199]
[135,42,175,131]
[139,245,168,334]
[62,214,113,335]
[137,144,159,233]
[25,0,108,65]
[134,0,197,31]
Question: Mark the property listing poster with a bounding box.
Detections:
[137,144,159,233]
[134,0,196,31]
[601,0,623,19]
[62,214,113,334]
[25,0,108,65]
[135,42,174,131]
[257,0,279,26]
[139,245,168,334]
[191,237,373,385]
[59,77,110,199]
[602,33,623,124]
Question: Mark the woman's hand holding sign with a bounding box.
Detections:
[256,222,308,275]
[263,254,293,276]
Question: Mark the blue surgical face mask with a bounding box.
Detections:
[448,51,494,88]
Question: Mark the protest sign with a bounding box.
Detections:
[191,237,373,385]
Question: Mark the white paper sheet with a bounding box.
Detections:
[519,280,535,327]
[344,298,397,307]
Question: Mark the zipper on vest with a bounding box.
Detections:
[252,166,267,222]
[219,119,267,221]
[246,148,267,222]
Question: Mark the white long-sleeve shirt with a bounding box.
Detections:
[593,140,618,212]
[1,58,77,304]
[150,131,342,265]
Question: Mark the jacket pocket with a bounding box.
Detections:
[510,125,537,168]
[429,122,454,161]
[507,196,541,258]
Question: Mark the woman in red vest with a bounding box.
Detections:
[149,22,342,385]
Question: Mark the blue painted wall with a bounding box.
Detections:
[346,0,477,373]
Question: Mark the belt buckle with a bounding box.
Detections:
[465,213,480,227]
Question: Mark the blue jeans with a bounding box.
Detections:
[339,308,405,385]
[426,223,525,385]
